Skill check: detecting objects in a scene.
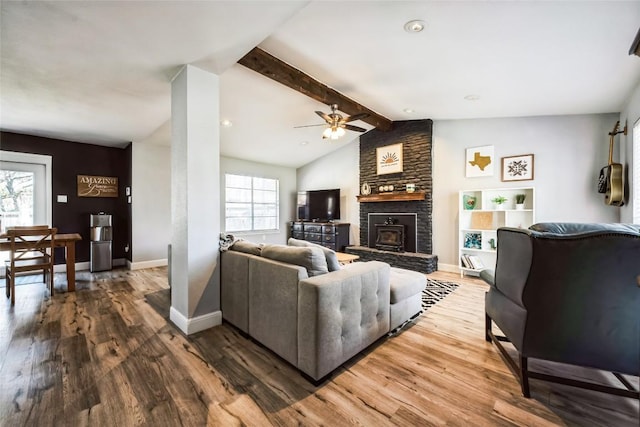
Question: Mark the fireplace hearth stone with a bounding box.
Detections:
[345,246,438,274]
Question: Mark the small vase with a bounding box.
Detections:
[515,204,525,210]
[463,195,476,210]
[494,204,505,210]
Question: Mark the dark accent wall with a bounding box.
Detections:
[1,131,132,264]
[359,119,433,253]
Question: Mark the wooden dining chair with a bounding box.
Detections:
[4,226,57,306]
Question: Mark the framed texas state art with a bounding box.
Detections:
[465,145,494,177]
[501,154,534,181]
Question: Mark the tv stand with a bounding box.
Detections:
[290,221,350,252]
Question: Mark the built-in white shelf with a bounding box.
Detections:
[458,187,535,277]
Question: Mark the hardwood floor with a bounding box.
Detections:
[1,268,638,426]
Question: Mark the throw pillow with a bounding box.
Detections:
[261,244,328,277]
[287,238,341,272]
[230,240,264,256]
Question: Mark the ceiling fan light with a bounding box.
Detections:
[322,127,333,139]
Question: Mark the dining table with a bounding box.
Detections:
[0,232,82,291]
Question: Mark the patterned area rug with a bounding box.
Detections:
[422,279,459,311]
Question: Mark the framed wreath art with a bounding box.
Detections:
[501,154,534,181]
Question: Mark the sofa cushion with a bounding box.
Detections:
[389,267,426,304]
[230,240,264,256]
[261,244,328,277]
[287,238,340,272]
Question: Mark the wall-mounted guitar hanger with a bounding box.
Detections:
[603,121,627,206]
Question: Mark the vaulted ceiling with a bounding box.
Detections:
[2,1,639,167]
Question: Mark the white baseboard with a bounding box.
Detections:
[53,262,90,273]
[128,258,168,271]
[169,307,222,335]
[52,258,127,273]
[437,263,482,277]
[437,263,460,274]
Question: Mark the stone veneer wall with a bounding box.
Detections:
[359,119,434,254]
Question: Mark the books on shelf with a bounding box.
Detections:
[468,255,485,270]
[460,255,472,268]
[460,254,485,270]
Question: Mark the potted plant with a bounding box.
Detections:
[515,194,526,210]
[491,195,508,210]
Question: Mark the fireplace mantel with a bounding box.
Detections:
[356,190,426,203]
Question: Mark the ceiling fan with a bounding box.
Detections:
[295,104,369,140]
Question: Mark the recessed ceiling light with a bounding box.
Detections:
[220,119,233,127]
[403,108,415,114]
[464,95,480,101]
[300,141,309,146]
[404,20,425,33]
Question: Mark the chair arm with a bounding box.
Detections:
[479,269,495,286]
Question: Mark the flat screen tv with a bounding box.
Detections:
[299,189,341,221]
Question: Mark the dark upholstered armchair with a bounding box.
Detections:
[481,223,640,399]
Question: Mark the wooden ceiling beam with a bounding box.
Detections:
[238,47,393,132]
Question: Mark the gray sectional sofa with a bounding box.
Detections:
[220,238,426,382]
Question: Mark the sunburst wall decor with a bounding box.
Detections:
[376,143,403,175]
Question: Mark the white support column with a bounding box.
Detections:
[169,65,222,334]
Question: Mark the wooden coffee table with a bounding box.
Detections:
[336,252,359,265]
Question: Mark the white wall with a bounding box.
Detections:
[129,150,296,265]
[296,140,360,244]
[434,113,619,270]
[220,156,297,245]
[619,78,640,223]
[131,142,171,268]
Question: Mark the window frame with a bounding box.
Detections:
[224,173,280,233]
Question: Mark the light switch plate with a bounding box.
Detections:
[57,195,68,203]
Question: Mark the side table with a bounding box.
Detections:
[336,252,359,265]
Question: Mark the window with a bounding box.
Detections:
[225,174,279,232]
[633,118,640,224]
[0,152,51,229]
[0,151,52,274]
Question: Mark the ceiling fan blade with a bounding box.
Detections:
[315,111,332,123]
[343,113,369,123]
[344,124,367,133]
[293,123,326,128]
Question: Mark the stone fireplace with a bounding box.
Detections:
[346,119,438,273]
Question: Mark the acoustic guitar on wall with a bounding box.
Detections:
[603,120,626,207]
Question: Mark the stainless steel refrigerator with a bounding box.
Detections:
[90,213,112,272]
